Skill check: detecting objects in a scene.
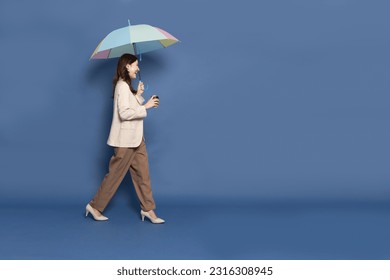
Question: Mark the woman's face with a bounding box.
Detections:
[126,60,139,79]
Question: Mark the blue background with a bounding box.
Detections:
[0,0,389,259]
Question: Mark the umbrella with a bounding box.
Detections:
[90,21,179,82]
[90,21,179,60]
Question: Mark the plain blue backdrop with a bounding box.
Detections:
[0,0,389,259]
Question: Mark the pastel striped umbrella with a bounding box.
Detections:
[90,22,179,60]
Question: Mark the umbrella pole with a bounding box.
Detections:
[129,20,141,80]
[132,43,142,81]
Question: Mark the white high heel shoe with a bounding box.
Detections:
[140,210,165,224]
[85,204,109,221]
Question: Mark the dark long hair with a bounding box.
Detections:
[112,53,138,97]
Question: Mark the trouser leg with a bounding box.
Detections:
[129,141,156,211]
[90,147,136,212]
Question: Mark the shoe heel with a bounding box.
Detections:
[85,210,89,217]
[141,214,145,221]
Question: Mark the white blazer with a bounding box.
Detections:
[107,79,147,147]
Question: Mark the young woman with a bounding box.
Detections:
[85,53,164,224]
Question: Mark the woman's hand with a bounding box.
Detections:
[137,81,145,95]
[144,95,160,109]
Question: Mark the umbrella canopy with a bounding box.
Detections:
[90,23,179,59]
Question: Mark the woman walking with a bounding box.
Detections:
[85,53,164,224]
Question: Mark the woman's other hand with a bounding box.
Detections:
[144,95,160,109]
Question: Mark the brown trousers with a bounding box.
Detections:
[89,140,156,212]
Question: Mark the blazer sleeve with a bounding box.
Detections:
[117,83,147,121]
[135,94,145,105]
